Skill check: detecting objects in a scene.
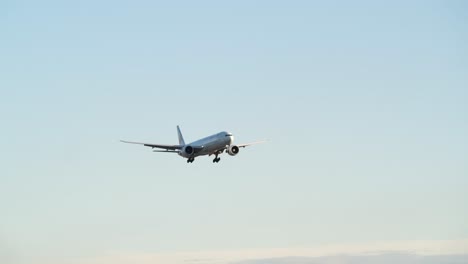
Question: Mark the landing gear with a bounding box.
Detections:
[187,157,194,163]
[211,151,222,163]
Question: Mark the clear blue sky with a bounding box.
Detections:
[1,1,467,263]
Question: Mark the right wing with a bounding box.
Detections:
[120,140,183,151]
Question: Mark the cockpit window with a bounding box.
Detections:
[226,133,233,137]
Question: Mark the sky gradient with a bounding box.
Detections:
[1,1,467,263]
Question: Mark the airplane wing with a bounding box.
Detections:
[120,140,182,151]
[153,150,179,153]
[236,140,267,148]
[211,140,266,156]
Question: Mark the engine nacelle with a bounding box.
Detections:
[183,145,194,156]
[227,145,240,156]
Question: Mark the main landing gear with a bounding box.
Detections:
[187,157,194,163]
[211,150,222,163]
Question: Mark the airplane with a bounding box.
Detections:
[121,126,266,163]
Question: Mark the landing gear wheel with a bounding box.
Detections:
[187,158,194,163]
[213,157,221,163]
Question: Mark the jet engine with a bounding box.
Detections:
[183,145,194,156]
[227,145,240,156]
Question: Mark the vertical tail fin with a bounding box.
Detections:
[177,125,185,145]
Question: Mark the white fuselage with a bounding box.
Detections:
[178,131,233,158]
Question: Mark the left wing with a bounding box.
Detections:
[236,140,267,148]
